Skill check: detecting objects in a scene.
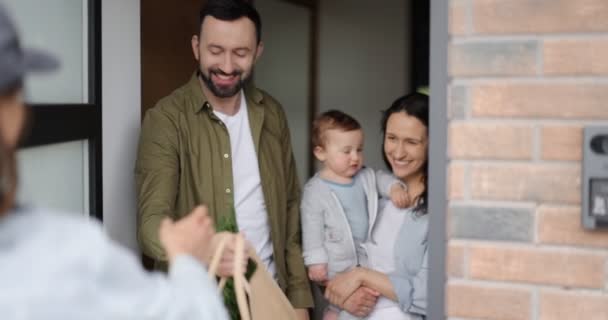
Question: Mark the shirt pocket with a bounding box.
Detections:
[325,226,344,242]
[324,226,350,263]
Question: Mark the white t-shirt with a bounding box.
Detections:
[361,202,415,320]
[213,92,276,277]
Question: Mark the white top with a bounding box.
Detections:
[362,202,414,320]
[213,92,275,277]
[0,207,229,320]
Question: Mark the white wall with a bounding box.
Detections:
[255,0,311,183]
[102,0,141,251]
[319,0,410,170]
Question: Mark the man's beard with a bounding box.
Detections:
[199,67,251,98]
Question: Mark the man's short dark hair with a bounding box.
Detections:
[198,0,262,44]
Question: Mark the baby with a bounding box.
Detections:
[300,110,409,320]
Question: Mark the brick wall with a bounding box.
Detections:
[447,1,608,319]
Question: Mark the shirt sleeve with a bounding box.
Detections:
[388,246,428,316]
[94,231,229,320]
[300,185,329,266]
[375,169,406,198]
[135,107,180,261]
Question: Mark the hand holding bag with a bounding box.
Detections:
[208,232,297,320]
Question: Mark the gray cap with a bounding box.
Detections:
[0,3,58,93]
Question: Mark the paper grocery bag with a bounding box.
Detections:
[208,232,297,320]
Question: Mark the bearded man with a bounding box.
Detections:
[135,1,313,318]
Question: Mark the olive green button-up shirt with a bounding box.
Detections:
[135,73,313,308]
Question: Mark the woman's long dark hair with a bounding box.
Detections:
[0,132,17,215]
[0,83,22,215]
[381,93,429,214]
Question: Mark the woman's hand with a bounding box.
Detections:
[159,205,215,266]
[342,287,380,318]
[325,267,365,307]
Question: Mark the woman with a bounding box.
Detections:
[0,5,228,319]
[325,93,429,319]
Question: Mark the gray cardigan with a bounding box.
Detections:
[300,168,397,277]
[384,202,428,318]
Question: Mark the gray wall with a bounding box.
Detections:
[319,0,410,170]
[256,0,410,179]
[255,0,311,183]
[102,0,141,251]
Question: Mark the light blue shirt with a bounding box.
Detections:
[0,207,229,320]
[322,174,369,251]
[379,200,428,318]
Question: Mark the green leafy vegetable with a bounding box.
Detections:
[216,212,257,320]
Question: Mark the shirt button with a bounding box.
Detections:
[224,153,229,159]
[226,188,231,194]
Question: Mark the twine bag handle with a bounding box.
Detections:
[207,233,252,320]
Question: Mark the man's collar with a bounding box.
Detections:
[187,71,264,114]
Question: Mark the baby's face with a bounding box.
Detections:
[316,128,364,179]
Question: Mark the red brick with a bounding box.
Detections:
[449,163,465,200]
[471,84,608,119]
[538,206,608,248]
[469,245,605,288]
[449,123,533,160]
[450,0,468,36]
[470,164,580,204]
[540,125,583,161]
[544,39,608,75]
[447,282,531,320]
[472,0,608,34]
[540,290,608,320]
[447,242,465,278]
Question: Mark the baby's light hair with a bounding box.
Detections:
[311,110,362,149]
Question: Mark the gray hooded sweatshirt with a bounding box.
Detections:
[300,168,399,277]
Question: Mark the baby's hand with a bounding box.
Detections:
[390,183,410,208]
[308,264,329,283]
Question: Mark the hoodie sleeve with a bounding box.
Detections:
[300,183,329,266]
[375,169,406,198]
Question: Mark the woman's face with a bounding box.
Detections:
[383,112,428,183]
[0,90,25,149]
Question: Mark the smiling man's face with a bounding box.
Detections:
[192,16,262,98]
